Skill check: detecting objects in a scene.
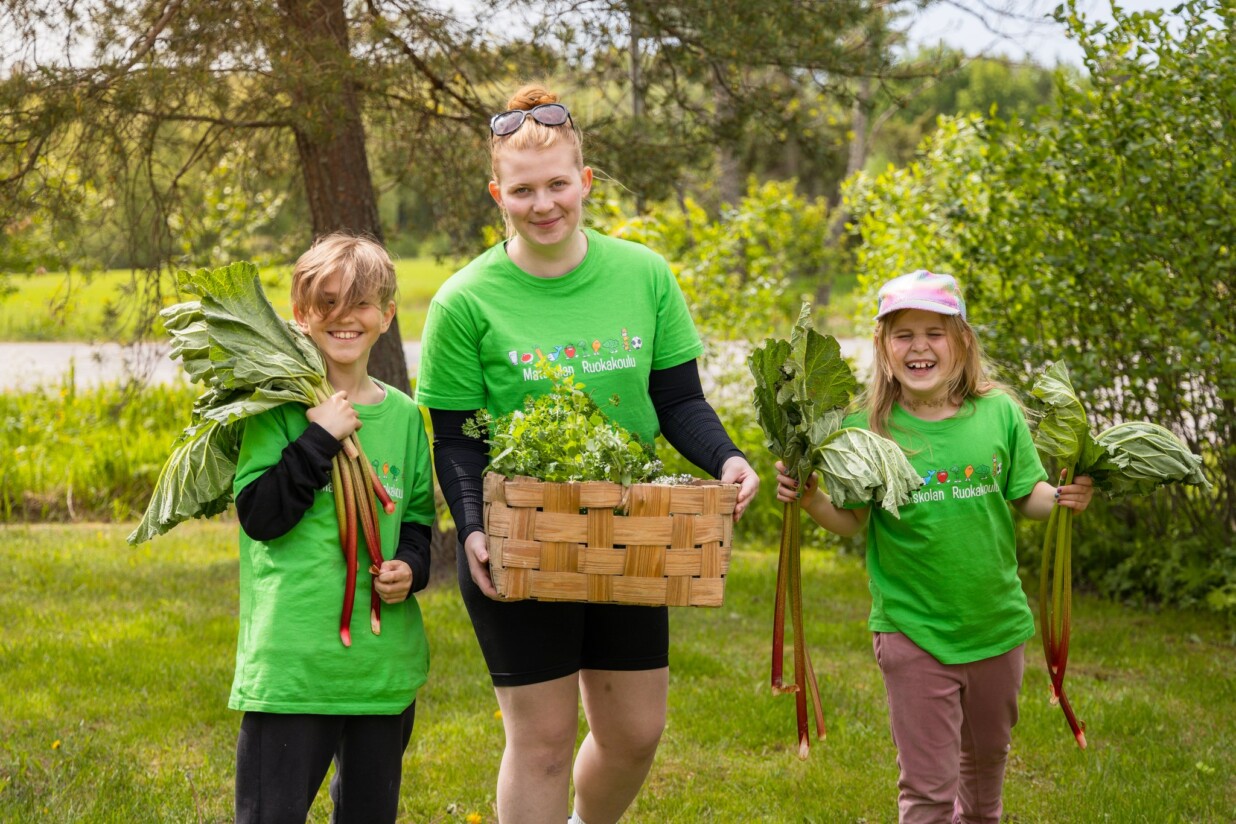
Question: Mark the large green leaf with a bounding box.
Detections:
[748,301,921,512]
[197,386,311,426]
[160,302,212,385]
[183,261,324,393]
[1031,361,1211,499]
[817,428,922,518]
[793,324,855,414]
[127,419,240,545]
[748,337,793,458]
[1031,361,1106,473]
[1094,421,1211,497]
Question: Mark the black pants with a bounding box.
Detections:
[235,702,416,824]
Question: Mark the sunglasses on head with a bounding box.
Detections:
[489,103,573,137]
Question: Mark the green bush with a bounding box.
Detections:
[598,181,846,545]
[844,0,1235,612]
[598,178,832,345]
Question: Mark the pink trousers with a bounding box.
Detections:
[873,632,1025,824]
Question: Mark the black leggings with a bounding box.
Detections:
[234,702,416,824]
[458,542,669,687]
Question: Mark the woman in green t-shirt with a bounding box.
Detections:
[776,270,1094,824]
[417,84,759,824]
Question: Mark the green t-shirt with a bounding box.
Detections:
[415,228,704,446]
[229,383,436,714]
[846,392,1047,664]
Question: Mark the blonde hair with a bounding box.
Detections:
[489,84,585,182]
[862,310,1010,438]
[290,232,397,318]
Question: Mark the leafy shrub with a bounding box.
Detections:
[599,178,833,345]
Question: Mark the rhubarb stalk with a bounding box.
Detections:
[1039,466,1086,748]
[770,502,795,695]
[770,498,825,758]
[338,456,359,648]
[351,453,384,636]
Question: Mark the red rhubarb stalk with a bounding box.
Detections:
[363,453,397,515]
[338,456,359,647]
[1040,466,1086,748]
[353,456,385,569]
[771,502,796,695]
[331,458,348,553]
[788,507,824,756]
[351,454,384,636]
[343,433,396,516]
[770,497,825,758]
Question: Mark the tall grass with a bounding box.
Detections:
[1,522,1233,822]
[1,379,198,523]
[0,257,455,342]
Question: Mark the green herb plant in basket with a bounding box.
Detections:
[463,359,665,485]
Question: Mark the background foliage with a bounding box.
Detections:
[844,0,1235,611]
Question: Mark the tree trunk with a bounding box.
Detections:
[713,80,743,208]
[630,10,646,215]
[277,0,410,394]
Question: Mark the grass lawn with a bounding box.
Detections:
[0,257,458,343]
[1,522,1233,822]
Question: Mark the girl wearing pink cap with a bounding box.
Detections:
[776,270,1094,824]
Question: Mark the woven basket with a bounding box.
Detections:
[482,472,738,607]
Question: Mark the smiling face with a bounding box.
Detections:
[883,308,960,403]
[488,141,592,256]
[293,270,395,377]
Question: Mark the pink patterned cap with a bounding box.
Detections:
[875,270,966,321]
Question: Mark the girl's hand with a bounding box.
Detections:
[720,456,760,521]
[372,559,412,603]
[463,530,499,599]
[775,460,867,536]
[1056,472,1095,513]
[306,390,361,442]
[774,460,819,506]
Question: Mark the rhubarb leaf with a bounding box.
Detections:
[1031,361,1209,497]
[129,261,329,545]
[127,419,240,544]
[817,428,922,518]
[1093,421,1211,496]
[1030,361,1107,473]
[749,301,916,509]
